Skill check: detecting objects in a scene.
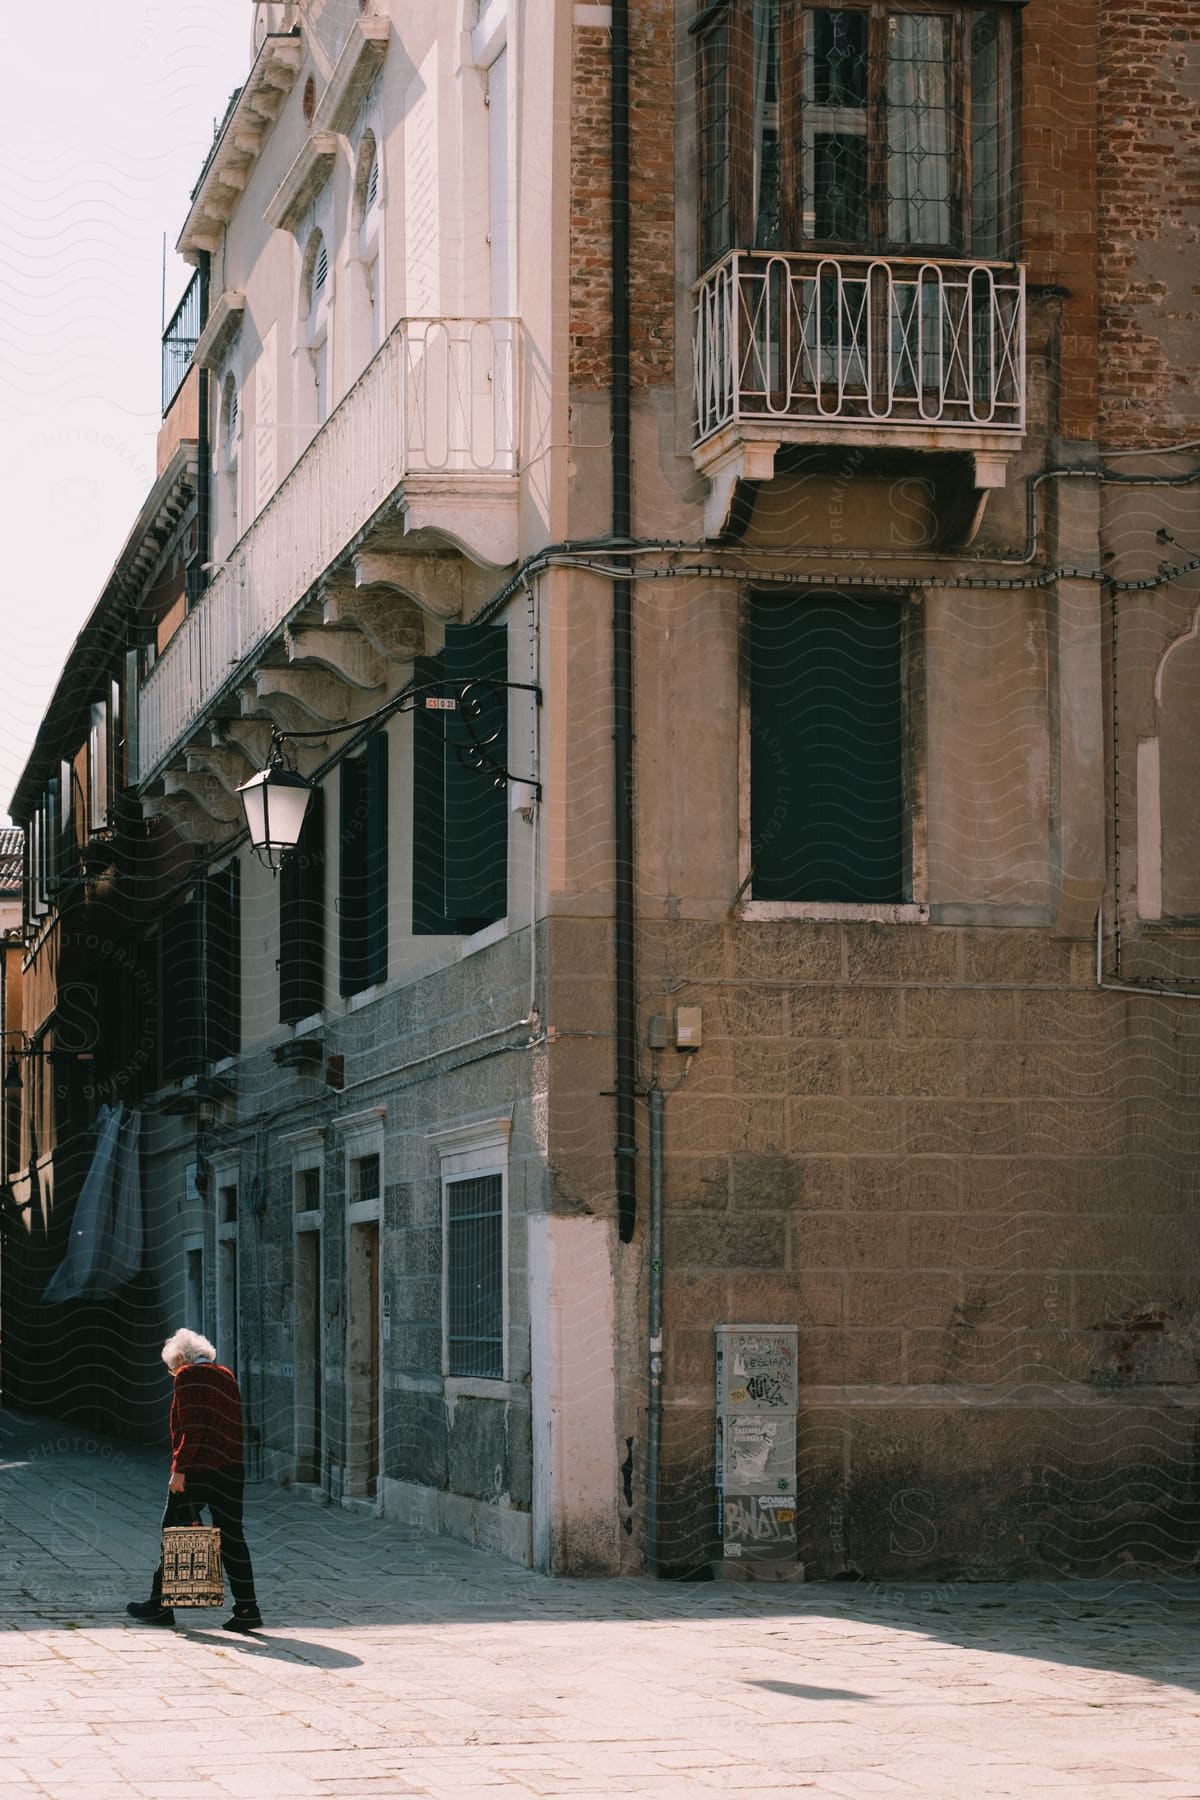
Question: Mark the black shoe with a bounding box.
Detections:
[222,1605,264,1633]
[126,1599,175,1626]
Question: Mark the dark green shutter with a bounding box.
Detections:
[411,631,508,936]
[749,594,904,903]
[279,787,325,1023]
[207,862,241,1061]
[339,733,388,996]
[163,893,203,1078]
[365,730,388,986]
[412,652,448,936]
[444,623,508,933]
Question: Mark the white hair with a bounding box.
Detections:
[162,1329,217,1371]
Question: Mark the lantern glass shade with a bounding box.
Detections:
[236,764,313,871]
[3,1054,22,1094]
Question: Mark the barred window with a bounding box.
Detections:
[445,1173,504,1379]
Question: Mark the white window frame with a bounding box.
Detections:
[339,1109,385,1504]
[212,1160,240,1377]
[182,1231,206,1337]
[220,369,242,552]
[351,124,384,363]
[429,1117,512,1397]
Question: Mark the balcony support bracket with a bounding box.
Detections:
[701,438,779,540]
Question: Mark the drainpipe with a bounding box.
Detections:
[195,251,212,600]
[611,0,637,1246]
[646,1082,664,1575]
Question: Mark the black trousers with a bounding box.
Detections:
[152,1463,257,1609]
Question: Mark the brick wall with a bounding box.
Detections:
[1098,0,1200,445]
[1020,0,1101,444]
[569,4,676,391]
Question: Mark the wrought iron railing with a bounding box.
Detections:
[693,251,1025,445]
[139,317,519,780]
[162,271,203,414]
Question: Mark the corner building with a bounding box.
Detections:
[16,0,1200,1579]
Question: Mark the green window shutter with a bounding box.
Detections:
[749,594,904,903]
[365,730,389,986]
[206,862,241,1061]
[339,733,388,997]
[443,623,508,933]
[163,893,203,1079]
[411,631,508,936]
[279,787,325,1023]
[412,651,448,936]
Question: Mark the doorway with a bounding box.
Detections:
[346,1218,380,1499]
[293,1229,323,1484]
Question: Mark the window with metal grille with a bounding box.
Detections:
[340,734,388,995]
[445,1173,504,1379]
[294,1166,321,1214]
[366,153,379,213]
[351,1152,380,1206]
[748,592,907,903]
[694,0,1017,261]
[279,786,325,1023]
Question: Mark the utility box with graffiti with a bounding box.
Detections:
[715,1324,801,1580]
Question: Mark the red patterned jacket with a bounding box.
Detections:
[170,1361,245,1474]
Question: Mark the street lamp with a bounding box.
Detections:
[236,746,314,873]
[235,675,542,874]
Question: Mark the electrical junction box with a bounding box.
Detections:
[647,1014,670,1050]
[674,1005,703,1050]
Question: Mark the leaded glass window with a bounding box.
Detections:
[695,0,1016,261]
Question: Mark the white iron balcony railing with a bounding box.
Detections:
[693,251,1025,446]
[139,316,518,782]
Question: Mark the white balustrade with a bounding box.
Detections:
[139,317,518,781]
[693,252,1025,445]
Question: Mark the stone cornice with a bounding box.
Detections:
[194,291,246,371]
[313,16,391,136]
[177,32,304,260]
[264,131,338,233]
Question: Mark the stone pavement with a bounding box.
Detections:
[1,1409,1198,1800]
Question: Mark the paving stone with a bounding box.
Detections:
[3,1410,1200,1800]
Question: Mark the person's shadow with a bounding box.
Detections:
[174,1621,362,1668]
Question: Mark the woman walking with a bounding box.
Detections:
[126,1329,263,1633]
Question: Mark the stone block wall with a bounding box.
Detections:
[637,918,1200,1577]
[216,925,544,1552]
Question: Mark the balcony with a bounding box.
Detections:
[692,251,1026,537]
[138,316,518,784]
[162,270,202,415]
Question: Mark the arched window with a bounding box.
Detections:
[300,230,332,426]
[220,373,240,547]
[223,374,239,448]
[352,134,383,361]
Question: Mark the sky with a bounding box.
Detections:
[0,0,250,824]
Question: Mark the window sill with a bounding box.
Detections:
[443,1374,513,1402]
[458,917,510,958]
[739,900,929,925]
